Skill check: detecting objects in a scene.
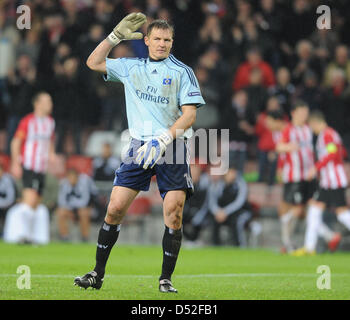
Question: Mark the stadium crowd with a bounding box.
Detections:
[1,0,350,247]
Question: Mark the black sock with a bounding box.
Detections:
[160,226,182,281]
[93,222,120,278]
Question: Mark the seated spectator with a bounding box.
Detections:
[93,142,120,182]
[36,12,66,79]
[6,54,38,154]
[244,67,269,115]
[280,0,314,54]
[77,23,104,66]
[221,24,245,68]
[233,47,275,91]
[16,27,41,64]
[52,42,72,76]
[235,0,253,26]
[198,45,231,96]
[294,70,323,111]
[223,90,255,173]
[52,55,88,154]
[310,28,339,67]
[157,7,172,22]
[242,18,275,68]
[194,67,219,128]
[196,14,222,55]
[182,162,210,244]
[290,39,322,85]
[269,67,295,115]
[208,166,255,246]
[323,44,350,88]
[255,96,283,186]
[56,168,98,242]
[254,0,283,51]
[0,163,17,237]
[320,69,350,136]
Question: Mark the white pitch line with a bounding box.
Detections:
[0,273,349,279]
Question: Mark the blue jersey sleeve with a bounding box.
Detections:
[103,57,129,83]
[179,68,205,108]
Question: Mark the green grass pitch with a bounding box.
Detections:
[1,241,349,300]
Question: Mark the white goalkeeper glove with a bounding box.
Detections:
[135,132,173,170]
[107,12,147,46]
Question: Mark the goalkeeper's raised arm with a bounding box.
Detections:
[86,12,147,73]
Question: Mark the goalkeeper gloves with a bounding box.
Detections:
[136,132,173,170]
[107,12,147,46]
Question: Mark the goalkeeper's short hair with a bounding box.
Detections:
[146,19,174,37]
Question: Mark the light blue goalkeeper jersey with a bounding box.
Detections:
[104,54,205,141]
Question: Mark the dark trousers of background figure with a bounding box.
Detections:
[6,115,20,155]
[229,150,246,174]
[0,79,10,107]
[0,208,8,237]
[55,121,82,155]
[257,151,278,186]
[183,214,205,242]
[343,132,350,160]
[211,209,253,246]
[1,79,18,154]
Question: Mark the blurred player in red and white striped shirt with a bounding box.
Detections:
[314,124,347,190]
[5,92,56,244]
[297,110,350,255]
[275,101,316,252]
[278,117,314,184]
[12,100,55,178]
[274,101,337,254]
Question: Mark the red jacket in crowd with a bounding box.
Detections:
[233,61,276,91]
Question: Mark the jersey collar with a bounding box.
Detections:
[147,55,170,63]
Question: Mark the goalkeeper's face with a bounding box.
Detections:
[145,28,173,60]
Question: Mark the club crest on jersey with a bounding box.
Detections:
[163,78,172,85]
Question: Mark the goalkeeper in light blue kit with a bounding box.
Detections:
[74,13,205,293]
